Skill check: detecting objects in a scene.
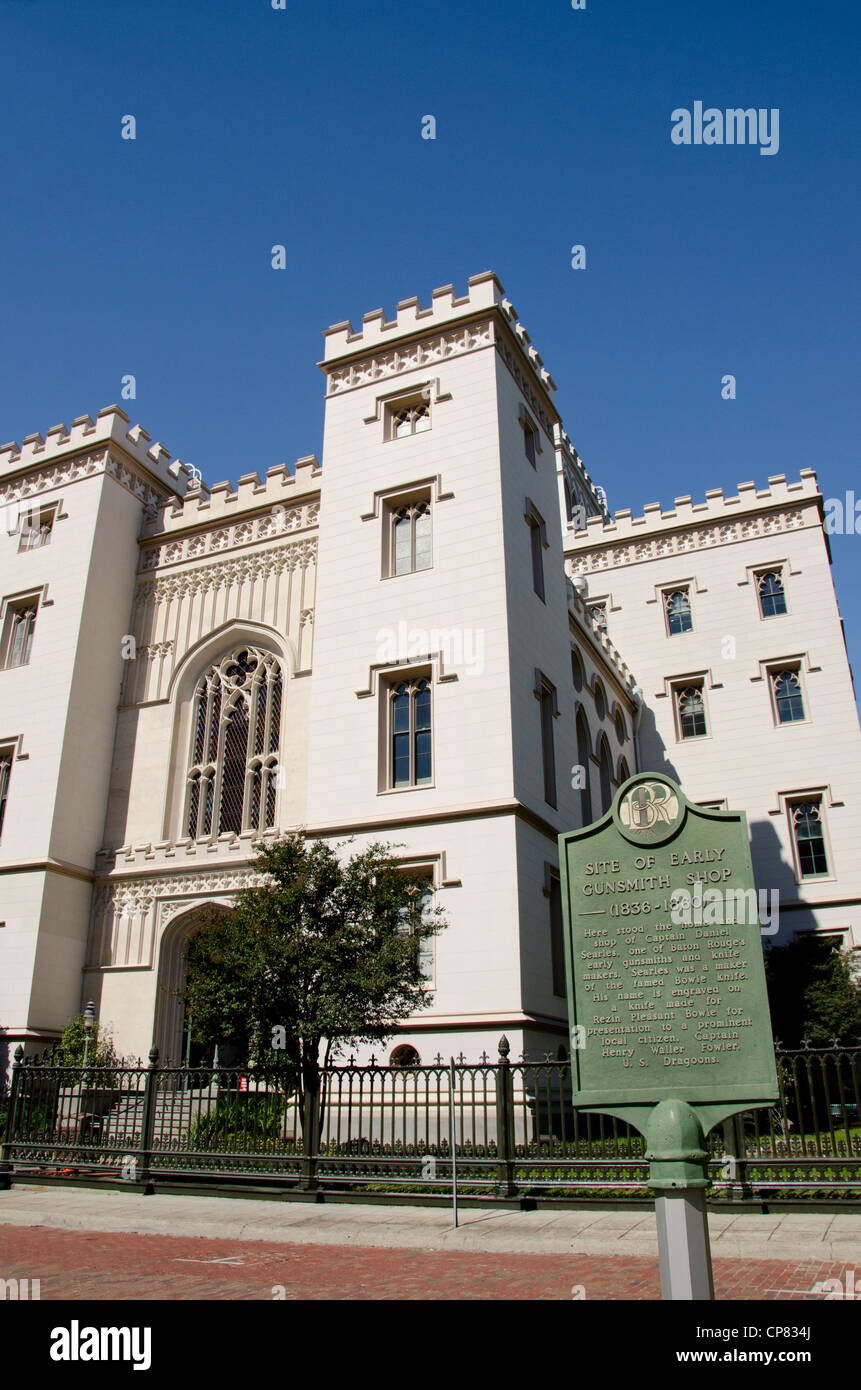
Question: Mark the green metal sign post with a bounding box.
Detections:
[559,772,778,1300]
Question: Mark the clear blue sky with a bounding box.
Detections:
[2,0,859,683]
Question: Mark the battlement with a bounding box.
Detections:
[321,270,557,398]
[141,454,321,539]
[0,405,192,497]
[555,424,610,519]
[567,578,638,698]
[570,469,822,546]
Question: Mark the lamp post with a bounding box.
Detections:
[82,1000,96,1072]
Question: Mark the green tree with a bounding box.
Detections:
[59,1014,119,1067]
[765,935,861,1047]
[183,834,445,1120]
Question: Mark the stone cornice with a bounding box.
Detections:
[566,504,811,574]
[0,447,172,515]
[139,499,319,573]
[133,537,317,606]
[324,315,495,398]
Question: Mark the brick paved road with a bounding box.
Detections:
[0,1225,853,1300]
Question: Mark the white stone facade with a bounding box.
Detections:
[0,272,857,1069]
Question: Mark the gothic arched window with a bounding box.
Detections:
[185,646,282,839]
[598,736,613,814]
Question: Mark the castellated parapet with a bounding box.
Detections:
[0,405,193,497]
[141,454,321,541]
[320,270,558,397]
[576,470,821,542]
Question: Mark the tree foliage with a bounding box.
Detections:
[765,935,861,1047]
[59,1014,119,1067]
[183,834,446,1103]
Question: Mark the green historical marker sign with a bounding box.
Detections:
[560,772,778,1116]
[559,772,778,1300]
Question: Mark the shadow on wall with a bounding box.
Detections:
[749,816,810,950]
[634,705,681,784]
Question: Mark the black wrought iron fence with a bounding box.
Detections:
[1,1038,858,1201]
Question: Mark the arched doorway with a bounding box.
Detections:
[153,903,233,1066]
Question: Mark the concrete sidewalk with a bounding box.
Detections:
[0,1185,858,1263]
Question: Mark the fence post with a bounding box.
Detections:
[495,1035,517,1198]
[0,1045,25,1188]
[137,1047,159,1194]
[720,1112,751,1199]
[299,1077,320,1192]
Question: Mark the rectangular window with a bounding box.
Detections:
[548,870,566,997]
[756,569,788,618]
[536,673,558,807]
[769,665,806,724]
[664,586,693,635]
[17,504,56,552]
[385,392,431,441]
[388,674,432,789]
[524,425,538,467]
[674,681,708,740]
[0,751,11,836]
[789,797,829,879]
[525,501,547,602]
[2,598,38,669]
[386,493,432,577]
[397,873,435,982]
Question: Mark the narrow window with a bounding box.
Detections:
[530,522,545,600]
[524,423,538,467]
[790,800,828,878]
[771,667,805,723]
[571,649,584,692]
[758,570,787,618]
[576,708,593,825]
[665,588,693,635]
[525,502,546,601]
[593,680,606,722]
[537,676,557,808]
[396,878,435,980]
[618,756,630,785]
[390,677,432,789]
[388,496,432,577]
[598,737,613,814]
[676,684,707,739]
[0,752,11,835]
[549,871,566,997]
[3,603,37,669]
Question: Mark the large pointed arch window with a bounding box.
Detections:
[185,646,283,838]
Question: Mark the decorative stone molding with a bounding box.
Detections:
[567,509,808,574]
[133,538,317,607]
[139,501,319,572]
[87,866,269,968]
[495,332,553,439]
[0,449,168,515]
[326,320,494,396]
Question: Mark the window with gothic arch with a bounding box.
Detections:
[389,675,432,788]
[757,569,788,618]
[185,646,283,839]
[390,498,432,576]
[664,587,693,635]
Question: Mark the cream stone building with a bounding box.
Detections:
[0,272,858,1070]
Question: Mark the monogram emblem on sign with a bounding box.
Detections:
[618,780,681,842]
